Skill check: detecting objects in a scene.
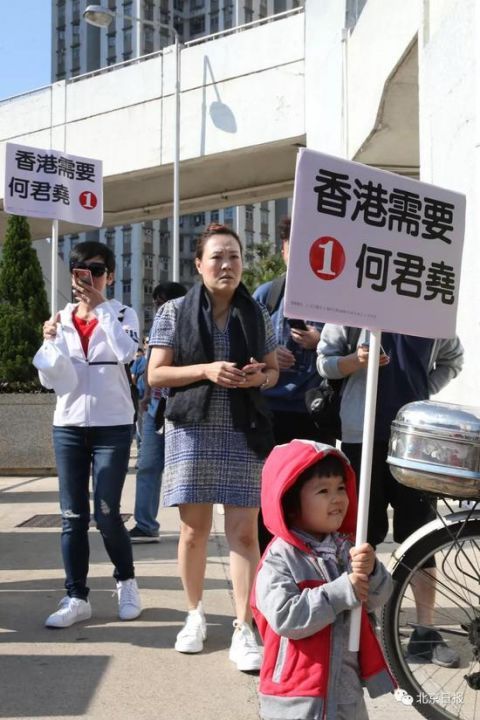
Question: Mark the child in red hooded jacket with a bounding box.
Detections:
[251,440,396,720]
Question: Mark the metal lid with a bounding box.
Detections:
[392,400,480,442]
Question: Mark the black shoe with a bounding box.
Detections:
[407,628,460,668]
[129,526,160,544]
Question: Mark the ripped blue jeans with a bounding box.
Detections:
[53,424,135,599]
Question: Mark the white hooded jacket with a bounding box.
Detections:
[36,299,139,427]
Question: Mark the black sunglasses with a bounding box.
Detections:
[70,261,108,277]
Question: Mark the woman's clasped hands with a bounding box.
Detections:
[204,356,266,389]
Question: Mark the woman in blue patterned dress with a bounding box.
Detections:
[148,224,278,671]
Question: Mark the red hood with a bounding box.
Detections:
[261,440,358,553]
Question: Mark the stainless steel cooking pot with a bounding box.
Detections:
[388,400,480,498]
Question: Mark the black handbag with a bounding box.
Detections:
[305,377,343,439]
[305,327,362,439]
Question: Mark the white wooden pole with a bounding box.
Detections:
[50,219,59,317]
[348,328,382,651]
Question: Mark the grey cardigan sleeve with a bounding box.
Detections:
[255,551,360,640]
[316,324,351,380]
[428,336,464,396]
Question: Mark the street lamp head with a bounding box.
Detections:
[83,5,115,29]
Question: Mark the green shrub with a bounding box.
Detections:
[0,215,50,386]
[242,240,285,293]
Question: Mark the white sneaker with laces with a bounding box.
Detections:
[175,602,207,653]
[45,596,92,628]
[116,578,142,620]
[229,620,262,672]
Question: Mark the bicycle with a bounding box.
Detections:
[380,400,480,720]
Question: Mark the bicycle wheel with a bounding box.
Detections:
[382,519,480,720]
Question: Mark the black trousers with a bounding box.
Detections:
[341,441,436,548]
[258,410,336,554]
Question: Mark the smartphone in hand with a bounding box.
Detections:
[287,318,308,331]
[73,268,93,286]
[361,342,389,357]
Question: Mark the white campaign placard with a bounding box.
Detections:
[284,149,466,339]
[4,142,103,228]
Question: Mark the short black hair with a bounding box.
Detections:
[69,241,115,273]
[278,216,291,241]
[153,281,187,305]
[282,454,346,525]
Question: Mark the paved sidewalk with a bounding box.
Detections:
[0,455,419,720]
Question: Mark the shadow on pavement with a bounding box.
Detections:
[0,654,110,717]
[0,601,236,653]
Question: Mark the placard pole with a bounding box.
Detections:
[51,219,58,317]
[348,328,381,651]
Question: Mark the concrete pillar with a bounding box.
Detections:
[418,0,477,404]
[304,0,346,155]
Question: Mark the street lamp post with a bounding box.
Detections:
[83,4,181,282]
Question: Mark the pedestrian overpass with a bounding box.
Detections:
[0,2,420,241]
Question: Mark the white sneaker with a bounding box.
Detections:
[229,620,262,672]
[45,596,92,628]
[116,578,142,620]
[175,602,207,653]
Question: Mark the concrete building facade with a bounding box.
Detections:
[51,0,300,334]
[2,1,477,401]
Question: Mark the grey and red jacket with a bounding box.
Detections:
[251,440,396,719]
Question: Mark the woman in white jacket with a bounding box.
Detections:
[37,241,142,628]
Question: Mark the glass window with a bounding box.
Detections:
[72,0,80,23]
[143,25,154,54]
[71,45,80,70]
[107,31,117,54]
[210,13,219,33]
[57,4,66,27]
[144,0,154,21]
[224,5,232,29]
[190,15,205,36]
[245,230,254,247]
[174,16,184,35]
[124,26,132,53]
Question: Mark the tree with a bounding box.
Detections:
[0,215,50,383]
[242,240,285,293]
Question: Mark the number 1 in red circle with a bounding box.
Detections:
[309,236,345,281]
[79,191,98,210]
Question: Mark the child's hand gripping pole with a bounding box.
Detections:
[348,329,382,651]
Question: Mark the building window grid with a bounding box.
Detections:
[54,0,298,313]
